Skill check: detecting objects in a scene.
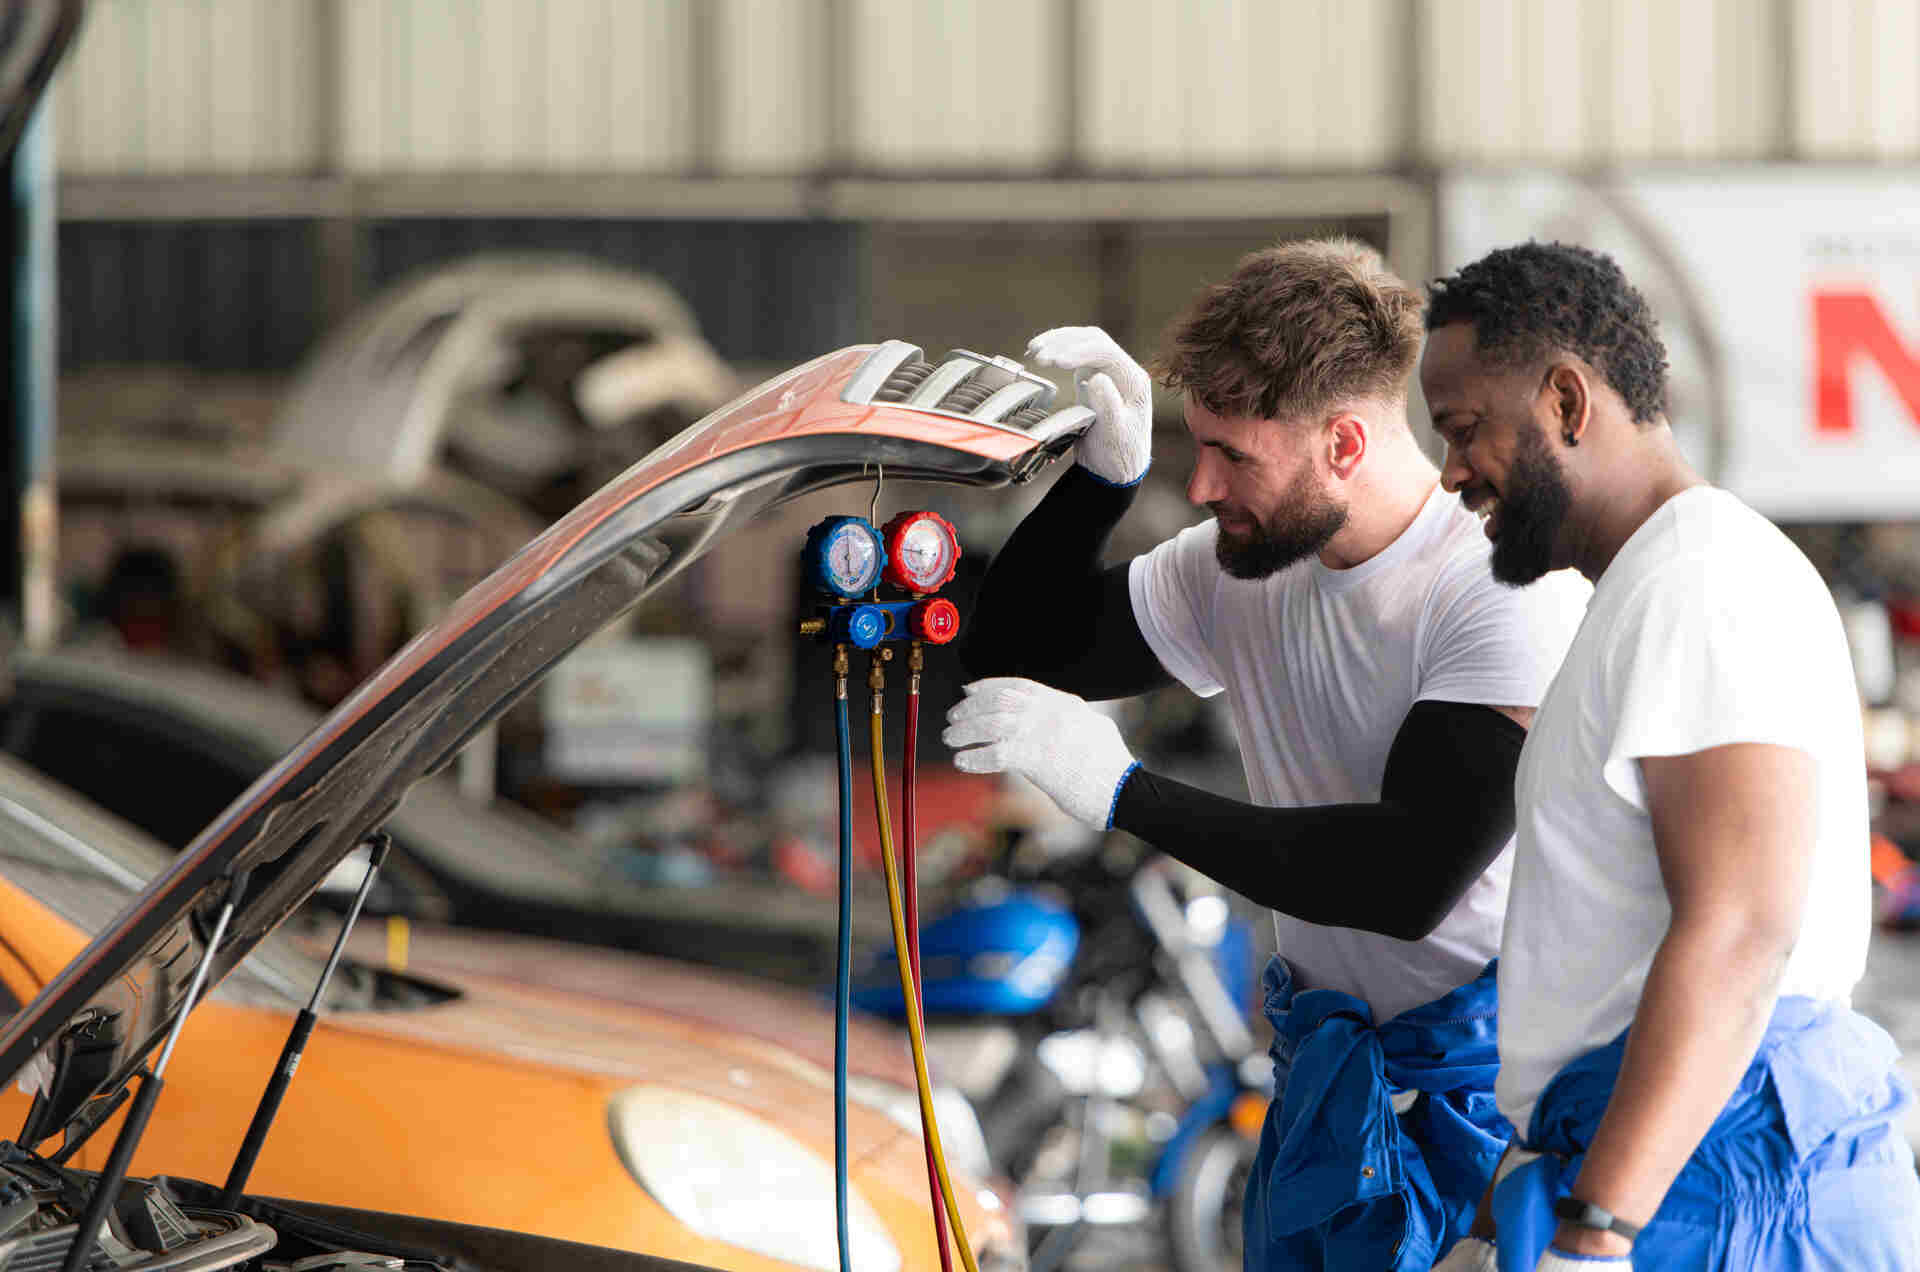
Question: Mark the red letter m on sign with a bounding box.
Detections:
[1814,289,1920,435]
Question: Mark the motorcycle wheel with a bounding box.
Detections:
[1165,1126,1255,1272]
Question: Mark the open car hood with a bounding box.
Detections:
[0,340,1090,1104]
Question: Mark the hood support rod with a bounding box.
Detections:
[59,867,251,1272]
[220,832,392,1208]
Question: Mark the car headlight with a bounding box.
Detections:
[608,1085,902,1272]
[846,1076,995,1182]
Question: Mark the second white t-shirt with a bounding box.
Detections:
[1498,487,1871,1136]
[1130,483,1590,1022]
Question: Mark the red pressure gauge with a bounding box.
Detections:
[880,511,961,593]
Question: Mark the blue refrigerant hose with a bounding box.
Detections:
[834,681,854,1272]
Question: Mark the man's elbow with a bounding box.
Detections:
[1667,904,1801,991]
[1379,893,1456,943]
[1375,850,1489,942]
[1382,915,1443,943]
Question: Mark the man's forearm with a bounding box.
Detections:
[1554,918,1788,1254]
[1559,742,1818,1254]
[1117,771,1453,938]
[1112,700,1524,940]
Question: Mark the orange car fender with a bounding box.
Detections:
[133,1000,703,1256]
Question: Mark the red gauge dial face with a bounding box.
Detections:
[882,511,960,592]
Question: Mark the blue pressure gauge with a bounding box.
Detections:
[802,516,887,599]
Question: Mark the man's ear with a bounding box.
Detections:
[1326,413,1366,479]
[1548,362,1591,447]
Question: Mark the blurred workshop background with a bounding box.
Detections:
[6,3,1920,1269]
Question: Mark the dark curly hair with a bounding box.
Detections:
[1426,242,1669,426]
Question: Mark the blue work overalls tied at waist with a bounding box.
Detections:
[1493,995,1920,1271]
[1244,956,1510,1272]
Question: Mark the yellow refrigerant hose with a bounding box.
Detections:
[870,686,981,1272]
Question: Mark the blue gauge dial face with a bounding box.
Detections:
[823,523,881,594]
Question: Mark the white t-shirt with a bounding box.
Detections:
[1498,487,1871,1136]
[1129,483,1591,1022]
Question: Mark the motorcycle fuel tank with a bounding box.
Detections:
[854,888,1080,1017]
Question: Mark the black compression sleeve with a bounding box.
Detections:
[958,464,1171,700]
[1111,700,1526,941]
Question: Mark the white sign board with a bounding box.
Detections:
[1440,171,1920,521]
[543,636,711,783]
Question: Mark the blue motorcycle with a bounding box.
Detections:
[854,840,1271,1272]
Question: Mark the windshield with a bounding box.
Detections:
[0,778,329,1011]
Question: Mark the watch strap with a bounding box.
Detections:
[1552,1196,1642,1242]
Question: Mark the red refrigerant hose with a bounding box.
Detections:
[904,641,956,1272]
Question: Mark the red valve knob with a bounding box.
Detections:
[910,598,960,644]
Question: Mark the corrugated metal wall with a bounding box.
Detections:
[848,0,1064,170]
[1422,0,1784,160]
[61,221,319,368]
[1079,0,1403,170]
[61,219,861,371]
[52,0,1920,176]
[57,0,321,173]
[367,219,860,362]
[340,0,697,172]
[1794,0,1920,158]
[713,0,827,173]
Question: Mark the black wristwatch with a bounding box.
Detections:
[1552,1196,1642,1243]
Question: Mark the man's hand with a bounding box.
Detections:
[943,677,1138,828]
[1026,326,1154,486]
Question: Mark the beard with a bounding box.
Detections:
[1489,424,1574,585]
[1211,466,1349,580]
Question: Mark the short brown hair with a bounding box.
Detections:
[1155,237,1425,423]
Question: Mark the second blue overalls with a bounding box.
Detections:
[1244,956,1509,1271]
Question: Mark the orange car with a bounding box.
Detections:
[0,341,1089,1270]
[0,753,1014,1270]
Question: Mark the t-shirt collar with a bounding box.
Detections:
[1593,485,1724,600]
[1308,481,1451,593]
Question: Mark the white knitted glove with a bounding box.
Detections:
[1433,1238,1497,1272]
[1537,1250,1630,1271]
[943,677,1138,829]
[1025,326,1154,486]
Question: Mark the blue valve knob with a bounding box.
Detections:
[835,605,890,649]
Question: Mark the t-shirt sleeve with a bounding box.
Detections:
[1416,554,1590,710]
[1600,557,1840,811]
[1127,521,1226,698]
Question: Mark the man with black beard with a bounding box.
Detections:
[1423,244,1918,1272]
[1472,421,1572,588]
[947,239,1589,1271]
